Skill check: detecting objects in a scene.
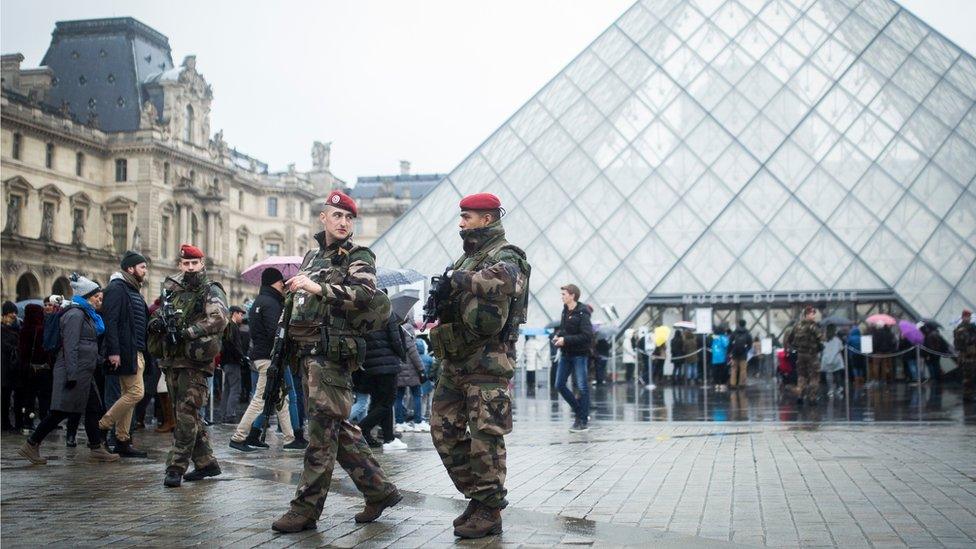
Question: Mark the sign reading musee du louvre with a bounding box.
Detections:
[677,291,860,306]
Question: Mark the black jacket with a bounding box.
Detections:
[558,303,593,358]
[873,327,896,353]
[102,276,149,375]
[361,313,405,377]
[729,327,753,359]
[248,285,284,360]
[221,321,246,366]
[1,321,19,388]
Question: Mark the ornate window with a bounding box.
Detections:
[112,213,127,253]
[267,197,278,217]
[115,158,127,182]
[265,242,280,256]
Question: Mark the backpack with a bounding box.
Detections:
[731,331,751,356]
[42,309,66,352]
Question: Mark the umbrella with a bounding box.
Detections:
[15,299,44,318]
[866,313,897,326]
[390,289,420,322]
[673,320,696,330]
[595,323,617,340]
[898,319,923,345]
[820,315,854,326]
[376,267,425,289]
[653,325,671,347]
[920,318,943,330]
[240,255,304,286]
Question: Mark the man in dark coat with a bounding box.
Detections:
[97,251,150,457]
[219,306,247,423]
[729,319,753,389]
[359,311,405,448]
[1,301,20,431]
[553,283,593,432]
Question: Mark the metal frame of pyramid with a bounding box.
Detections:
[372,0,976,329]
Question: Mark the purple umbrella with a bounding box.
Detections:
[898,320,923,345]
[240,256,304,286]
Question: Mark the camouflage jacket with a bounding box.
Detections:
[151,270,229,373]
[434,221,529,380]
[287,232,378,348]
[953,322,976,361]
[790,319,823,355]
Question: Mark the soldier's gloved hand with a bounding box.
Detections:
[148,317,164,334]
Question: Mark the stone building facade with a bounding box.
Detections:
[349,161,445,245]
[1,18,343,304]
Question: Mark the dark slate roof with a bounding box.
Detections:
[350,173,446,200]
[40,18,174,132]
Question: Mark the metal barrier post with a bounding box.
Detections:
[916,345,922,421]
[844,344,850,422]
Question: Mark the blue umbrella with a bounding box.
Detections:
[376,267,425,289]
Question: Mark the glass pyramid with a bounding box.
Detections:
[373,0,976,328]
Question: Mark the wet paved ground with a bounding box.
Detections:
[2,380,975,548]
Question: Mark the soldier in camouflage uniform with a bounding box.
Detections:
[429,192,530,539]
[789,306,823,405]
[953,309,975,403]
[271,190,401,534]
[148,244,229,488]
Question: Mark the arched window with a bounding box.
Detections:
[184,104,195,143]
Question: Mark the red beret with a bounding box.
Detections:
[459,193,501,211]
[964,309,973,317]
[180,243,205,259]
[326,190,357,217]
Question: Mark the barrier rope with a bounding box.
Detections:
[633,348,703,361]
[845,346,918,359]
[915,345,959,359]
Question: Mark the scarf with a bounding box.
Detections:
[119,270,143,290]
[459,221,507,256]
[72,295,105,336]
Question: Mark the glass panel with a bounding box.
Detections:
[617,4,658,43]
[633,117,679,166]
[605,204,652,258]
[630,230,678,288]
[839,60,885,105]
[608,95,655,141]
[804,0,850,34]
[884,194,939,252]
[655,200,707,256]
[763,85,806,133]
[449,154,496,196]
[570,234,619,289]
[500,151,548,200]
[406,239,454,276]
[935,133,976,188]
[581,121,629,170]
[912,33,958,74]
[537,74,582,118]
[736,19,779,61]
[738,114,785,160]
[749,229,793,288]
[663,45,707,87]
[783,16,828,57]
[920,225,976,286]
[684,170,733,224]
[552,147,600,199]
[712,89,759,136]
[923,79,971,129]
[614,47,657,90]
[851,165,904,219]
[826,196,880,252]
[858,226,914,284]
[709,141,759,193]
[559,97,605,143]
[944,56,976,101]
[855,0,898,30]
[499,204,540,246]
[845,109,896,161]
[635,70,681,111]
[524,234,566,286]
[578,175,625,226]
[834,258,886,290]
[682,231,736,291]
[660,94,707,138]
[795,166,845,220]
[815,87,861,136]
[953,109,976,152]
[664,2,707,40]
[714,261,764,292]
[876,137,927,189]
[687,66,733,111]
[882,10,928,53]
[684,116,732,166]
[832,12,877,54]
[891,56,940,104]
[909,163,964,218]
[894,260,951,318]
[772,260,825,291]
[382,209,430,263]
[592,26,633,67]
[605,147,652,198]
[509,100,554,145]
[793,112,843,162]
[899,107,949,159]
[532,123,577,170]
[758,0,802,37]
[520,177,572,233]
[589,70,631,116]
[638,25,683,65]
[632,171,680,225]
[660,144,708,193]
[787,62,832,106]
[810,37,855,80]
[821,138,872,190]
[712,199,763,256]
[656,263,706,293]
[868,84,917,133]
[800,228,854,288]
[594,267,647,315]
[710,44,754,85]
[414,179,461,221]
[740,169,789,223]
[766,139,816,191]
[768,199,818,254]
[565,50,608,92]
[688,21,732,63]
[737,65,783,110]
[690,0,725,17]
[480,126,525,174]
[860,35,908,80]
[549,205,596,260]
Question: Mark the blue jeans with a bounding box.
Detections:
[395,385,422,423]
[349,392,370,423]
[251,365,300,432]
[906,358,921,382]
[556,355,589,423]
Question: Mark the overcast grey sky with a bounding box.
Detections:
[3,1,974,184]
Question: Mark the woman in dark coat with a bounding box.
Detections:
[17,275,118,465]
[17,304,49,426]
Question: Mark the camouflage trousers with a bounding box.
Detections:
[164,367,217,473]
[290,356,396,520]
[430,373,512,509]
[960,358,975,400]
[796,353,820,401]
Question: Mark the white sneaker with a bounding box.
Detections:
[645,384,656,390]
[395,423,409,433]
[414,421,431,432]
[383,439,408,451]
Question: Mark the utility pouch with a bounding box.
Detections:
[430,322,460,360]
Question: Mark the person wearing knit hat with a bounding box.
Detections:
[97,250,152,458]
[261,267,284,287]
[1,301,17,319]
[954,308,976,402]
[18,273,119,465]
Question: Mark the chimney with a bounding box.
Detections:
[399,160,411,176]
[1,53,25,91]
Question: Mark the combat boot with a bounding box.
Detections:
[18,440,47,465]
[354,489,403,523]
[163,467,183,488]
[115,439,148,458]
[89,443,120,462]
[184,461,221,481]
[271,510,316,533]
[244,427,269,449]
[454,506,502,539]
[453,499,480,527]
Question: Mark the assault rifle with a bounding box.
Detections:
[159,290,181,354]
[262,296,294,419]
[422,266,454,325]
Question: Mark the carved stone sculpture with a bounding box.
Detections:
[312,141,332,171]
[39,203,54,241]
[72,209,86,247]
